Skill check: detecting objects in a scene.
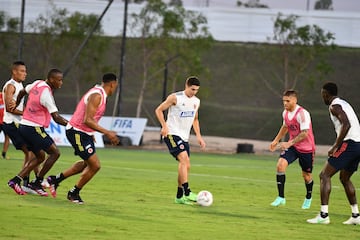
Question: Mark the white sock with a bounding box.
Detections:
[321,205,328,214]
[350,204,359,215]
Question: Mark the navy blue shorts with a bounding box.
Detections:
[66,128,96,161]
[280,146,314,173]
[163,135,190,160]
[2,122,26,150]
[328,140,360,172]
[18,124,54,153]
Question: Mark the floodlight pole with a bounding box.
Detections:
[112,0,128,117]
[18,0,25,60]
[63,0,114,77]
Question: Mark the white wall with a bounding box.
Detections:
[1,0,360,47]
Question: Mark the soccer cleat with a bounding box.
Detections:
[270,196,286,206]
[184,192,198,202]
[67,191,84,204]
[302,198,312,209]
[45,176,59,198]
[8,180,26,195]
[175,196,194,205]
[28,182,49,197]
[22,185,39,195]
[343,216,360,225]
[307,214,330,224]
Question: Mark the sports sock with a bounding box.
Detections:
[320,205,329,218]
[12,175,22,184]
[351,204,359,217]
[182,182,191,196]
[276,173,285,198]
[2,151,6,158]
[23,176,29,186]
[70,185,81,194]
[176,187,183,198]
[56,173,65,183]
[305,180,313,199]
[35,176,43,185]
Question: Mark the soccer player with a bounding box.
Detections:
[307,82,360,225]
[44,73,119,204]
[0,91,10,159]
[3,61,38,193]
[7,68,68,196]
[269,90,315,209]
[155,76,206,205]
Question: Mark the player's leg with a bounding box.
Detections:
[340,169,360,224]
[299,152,314,209]
[270,157,288,206]
[67,154,100,204]
[2,134,10,159]
[307,161,337,224]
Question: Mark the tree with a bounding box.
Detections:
[263,13,335,96]
[314,0,333,10]
[129,0,212,119]
[0,11,20,68]
[26,1,111,101]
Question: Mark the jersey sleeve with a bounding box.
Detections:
[40,88,58,114]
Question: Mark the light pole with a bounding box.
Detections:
[160,54,180,143]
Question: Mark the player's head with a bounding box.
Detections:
[11,61,27,82]
[102,73,118,96]
[282,89,297,111]
[184,76,200,97]
[47,68,64,90]
[321,82,337,105]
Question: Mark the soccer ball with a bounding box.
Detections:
[197,190,213,207]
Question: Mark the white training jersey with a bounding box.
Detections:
[282,105,312,131]
[166,91,200,142]
[20,80,58,127]
[330,97,360,142]
[2,79,25,124]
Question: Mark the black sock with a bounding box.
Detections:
[70,185,81,194]
[276,173,285,198]
[56,173,65,184]
[2,151,6,158]
[12,175,22,184]
[305,180,313,199]
[176,187,183,198]
[23,176,29,186]
[352,213,360,218]
[182,182,191,196]
[320,212,328,218]
[36,176,43,185]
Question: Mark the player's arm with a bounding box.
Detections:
[4,84,22,115]
[155,94,176,137]
[41,88,68,126]
[192,110,206,149]
[84,92,119,145]
[269,124,288,151]
[283,109,310,149]
[328,104,350,156]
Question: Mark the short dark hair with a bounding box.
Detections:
[283,89,297,97]
[47,68,62,79]
[12,61,25,70]
[322,82,338,96]
[186,76,200,86]
[103,73,117,83]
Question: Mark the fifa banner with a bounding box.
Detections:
[0,115,147,147]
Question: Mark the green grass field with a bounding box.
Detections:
[0,145,359,240]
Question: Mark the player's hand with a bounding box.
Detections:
[198,137,206,149]
[328,145,338,157]
[8,99,16,112]
[106,131,120,145]
[160,126,169,137]
[269,141,279,152]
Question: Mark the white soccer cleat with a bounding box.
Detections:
[307,214,330,224]
[343,216,360,225]
[41,179,50,188]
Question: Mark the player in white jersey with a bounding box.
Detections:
[155,76,206,205]
[307,82,360,225]
[2,61,38,193]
